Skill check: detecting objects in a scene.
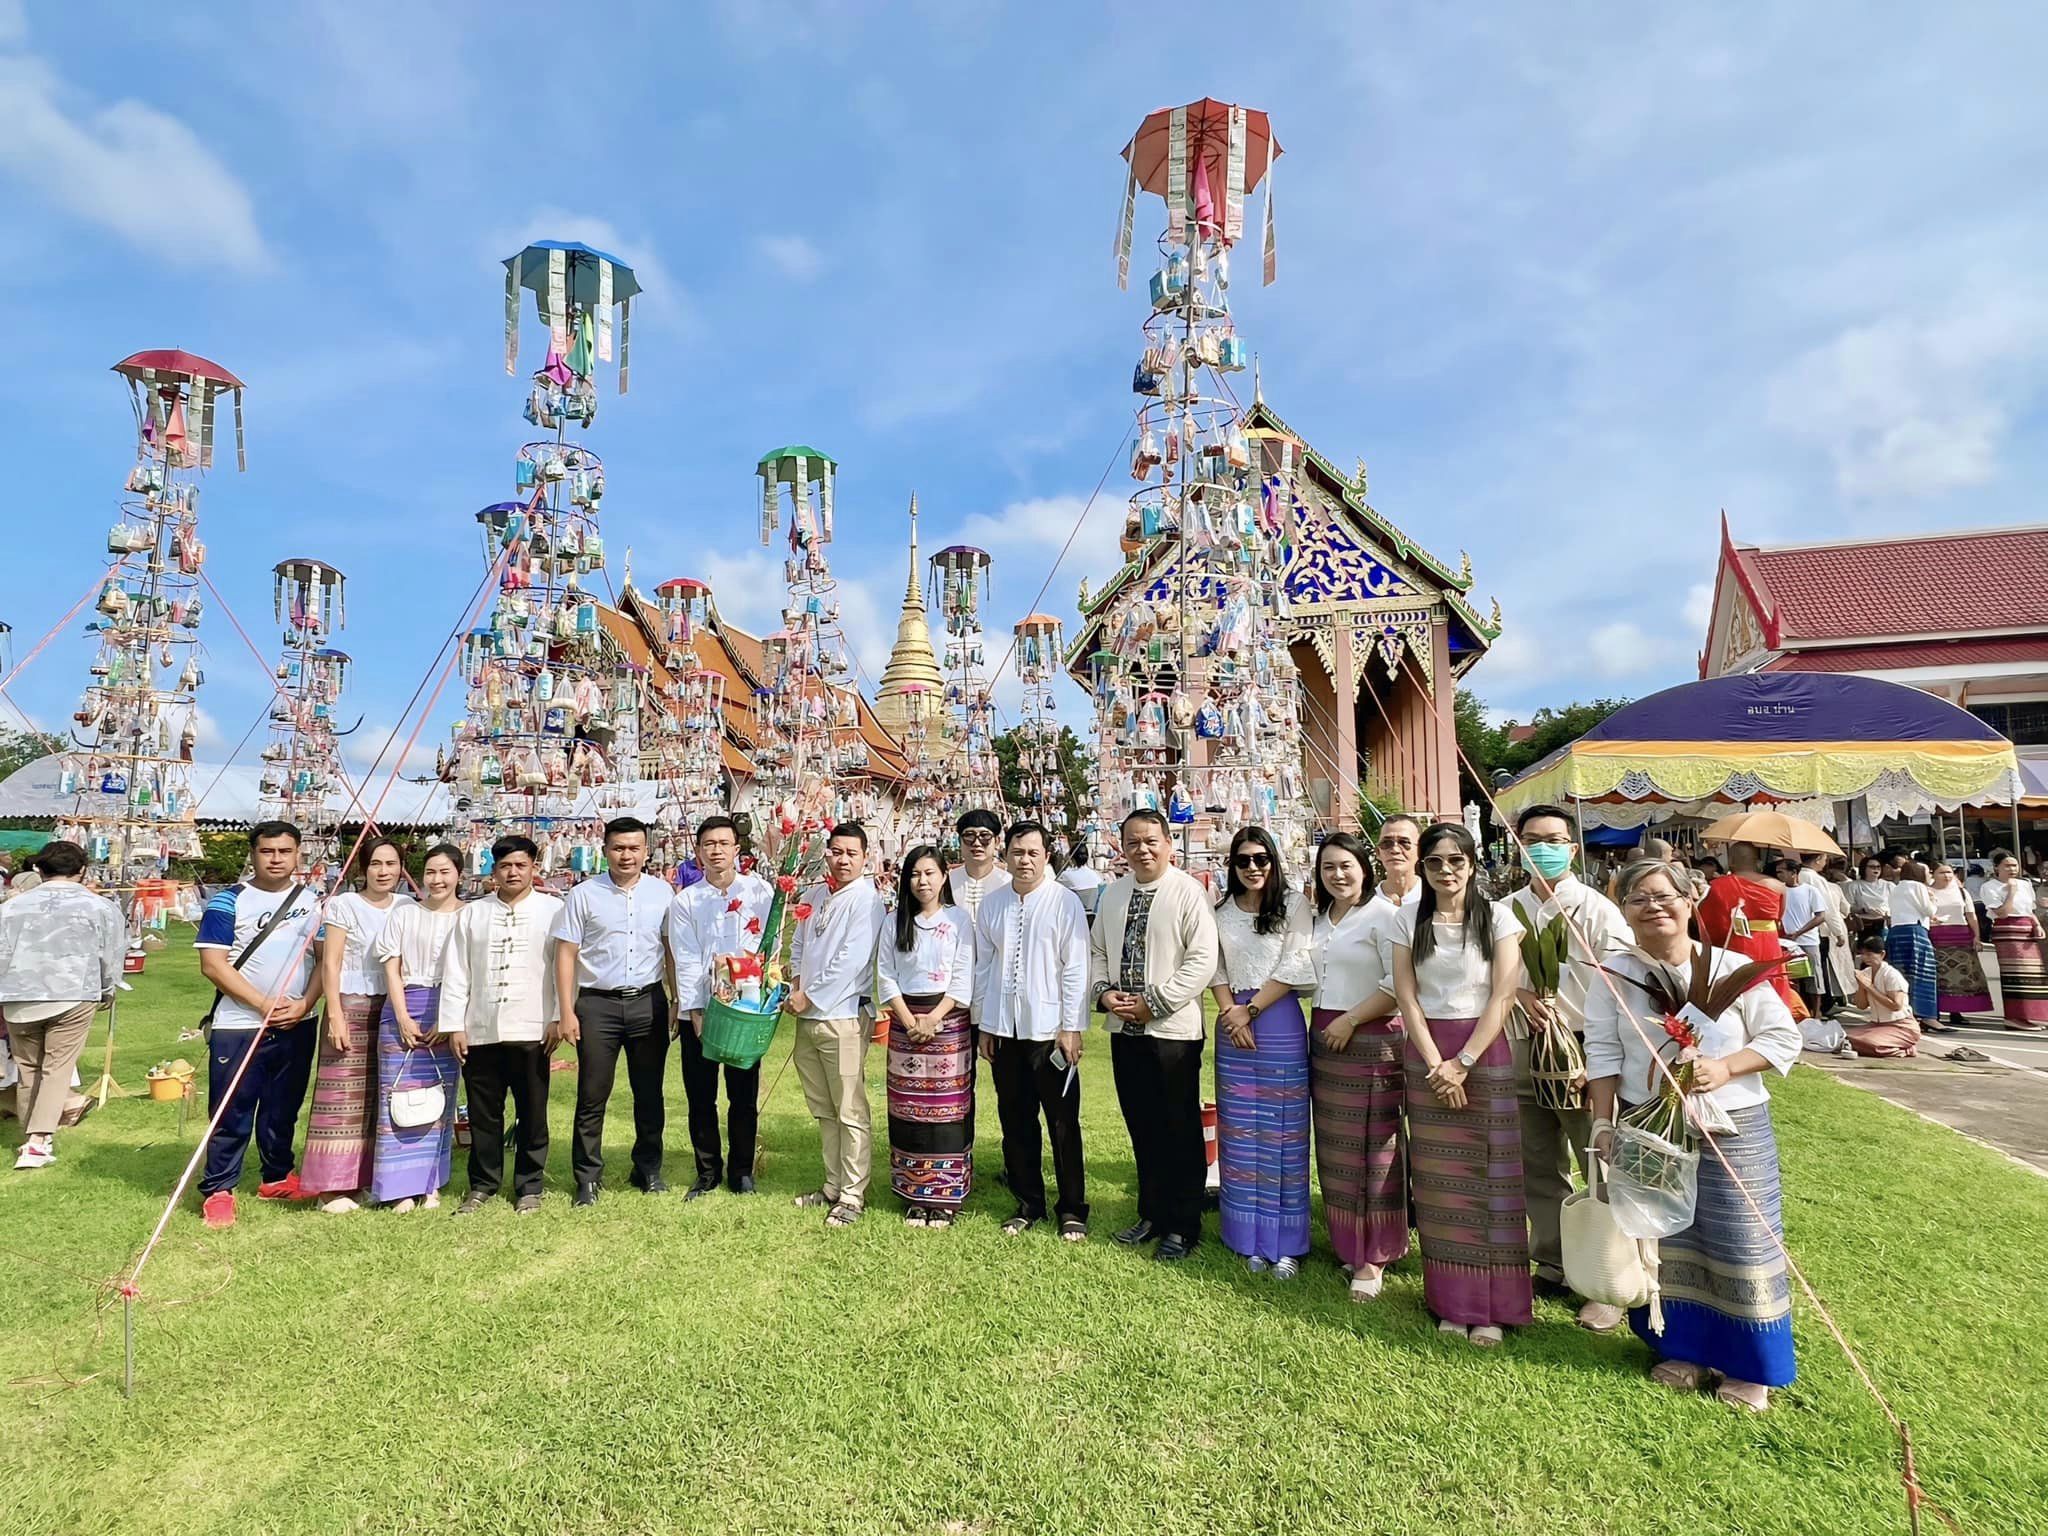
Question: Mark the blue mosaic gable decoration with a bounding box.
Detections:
[1140,493,1419,608]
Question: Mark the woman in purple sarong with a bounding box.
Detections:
[1392,822,1530,1348]
[368,844,465,1212]
[1208,826,1316,1279]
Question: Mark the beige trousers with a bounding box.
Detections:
[6,1002,96,1137]
[792,1016,872,1206]
[1509,1031,1592,1283]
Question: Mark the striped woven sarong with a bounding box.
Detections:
[371,985,459,1202]
[1886,923,1937,1020]
[887,996,974,1211]
[1992,916,2048,1027]
[1930,923,1992,1015]
[300,993,379,1195]
[1309,1009,1409,1270]
[1403,1017,1532,1328]
[1630,1099,1796,1387]
[1217,988,1310,1261]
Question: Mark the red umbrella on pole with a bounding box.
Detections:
[1116,99,1282,288]
[111,350,246,471]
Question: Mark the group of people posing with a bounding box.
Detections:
[0,799,1813,1411]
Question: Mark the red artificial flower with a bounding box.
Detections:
[725,897,743,914]
[1661,1014,1697,1050]
[744,916,763,935]
[776,874,798,894]
[793,901,814,921]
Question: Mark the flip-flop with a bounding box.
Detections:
[1649,1359,1706,1392]
[1715,1379,1770,1412]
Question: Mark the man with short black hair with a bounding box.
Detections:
[553,817,672,1206]
[975,820,1092,1239]
[441,835,564,1214]
[1090,808,1220,1261]
[667,814,774,1196]
[947,807,1011,919]
[194,820,326,1228]
[788,822,886,1226]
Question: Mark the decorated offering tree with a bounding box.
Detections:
[647,576,726,869]
[1013,613,1067,832]
[257,558,350,876]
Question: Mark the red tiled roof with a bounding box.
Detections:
[1761,636,2048,674]
[1732,525,2048,642]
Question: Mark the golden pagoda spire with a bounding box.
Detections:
[874,491,945,736]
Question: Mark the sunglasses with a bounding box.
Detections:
[1232,853,1271,870]
[1377,837,1415,851]
[960,831,996,844]
[1421,855,1471,874]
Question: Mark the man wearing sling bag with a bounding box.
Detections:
[194,822,326,1229]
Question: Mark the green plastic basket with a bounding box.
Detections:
[701,993,782,1069]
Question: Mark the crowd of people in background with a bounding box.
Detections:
[3,800,2047,1414]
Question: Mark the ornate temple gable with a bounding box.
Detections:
[1697,513,1778,679]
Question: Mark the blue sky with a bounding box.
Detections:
[4,1,2045,788]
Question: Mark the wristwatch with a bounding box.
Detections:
[1246,1000,1264,1020]
[1456,1049,1478,1069]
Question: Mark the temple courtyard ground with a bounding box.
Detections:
[0,939,2043,1535]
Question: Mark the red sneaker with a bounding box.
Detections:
[201,1191,237,1229]
[256,1171,309,1201]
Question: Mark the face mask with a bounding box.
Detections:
[1523,842,1575,880]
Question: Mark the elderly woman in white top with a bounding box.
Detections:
[368,843,464,1211]
[1585,857,1801,1411]
[1982,853,2048,1029]
[876,845,976,1228]
[302,837,414,1211]
[0,841,123,1171]
[1207,826,1316,1278]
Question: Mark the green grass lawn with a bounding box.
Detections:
[2,932,2045,1536]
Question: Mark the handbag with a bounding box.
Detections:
[388,1047,447,1129]
[1561,1154,1653,1311]
[199,882,312,1031]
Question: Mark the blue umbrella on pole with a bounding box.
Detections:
[503,240,642,392]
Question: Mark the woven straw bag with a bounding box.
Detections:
[1562,1156,1653,1313]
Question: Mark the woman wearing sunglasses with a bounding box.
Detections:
[1583,858,1801,1411]
[1392,822,1530,1345]
[1208,826,1316,1277]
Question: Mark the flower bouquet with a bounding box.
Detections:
[700,828,819,1069]
[1518,913,1585,1110]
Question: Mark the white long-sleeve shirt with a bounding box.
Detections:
[1583,946,1801,1112]
[0,880,125,1006]
[665,871,776,1014]
[876,904,975,1006]
[436,890,564,1046]
[947,865,1011,920]
[1505,874,1633,1033]
[789,876,885,1021]
[972,879,1089,1040]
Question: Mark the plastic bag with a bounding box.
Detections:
[1606,1122,1699,1240]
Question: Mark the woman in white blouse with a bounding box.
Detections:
[1883,861,1939,1030]
[1845,856,1892,948]
[1584,857,1801,1411]
[368,843,464,1212]
[1983,853,2048,1029]
[877,846,977,1228]
[1926,861,1992,1025]
[1207,826,1317,1278]
[1392,823,1528,1346]
[303,838,414,1212]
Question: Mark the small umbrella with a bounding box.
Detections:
[1116,99,1282,288]
[112,349,246,471]
[1699,811,1843,858]
[503,240,642,392]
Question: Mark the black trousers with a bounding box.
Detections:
[464,1041,551,1199]
[988,1036,1087,1222]
[1816,938,1843,1012]
[1110,1032,1206,1239]
[572,987,670,1185]
[677,1013,759,1184]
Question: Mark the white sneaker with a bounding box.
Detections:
[320,1195,361,1214]
[14,1142,54,1171]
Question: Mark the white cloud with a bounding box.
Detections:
[756,234,826,283]
[691,545,890,696]
[1587,621,1669,679]
[0,1,24,47]
[0,54,269,271]
[1682,581,1715,635]
[1765,290,2048,499]
[487,209,689,334]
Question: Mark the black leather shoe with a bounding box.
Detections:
[684,1175,719,1201]
[1114,1219,1157,1247]
[634,1176,669,1195]
[729,1174,756,1195]
[573,1182,599,1208]
[1154,1232,1196,1262]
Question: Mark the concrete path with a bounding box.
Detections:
[1807,1022,2048,1175]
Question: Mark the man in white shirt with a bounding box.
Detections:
[553,817,673,1207]
[194,820,326,1229]
[947,808,1012,919]
[1775,856,1827,1018]
[1505,805,1634,1322]
[973,820,1091,1239]
[666,814,775,1198]
[440,835,565,1215]
[1057,838,1104,923]
[1796,853,1844,1014]
[787,822,887,1227]
[1090,809,1221,1262]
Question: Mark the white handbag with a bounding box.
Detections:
[1562,1155,1661,1328]
[388,1050,447,1130]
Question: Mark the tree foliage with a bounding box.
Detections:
[992,725,1094,837]
[0,725,64,783]
[1454,688,1632,808]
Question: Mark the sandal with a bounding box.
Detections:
[1271,1257,1300,1280]
[1349,1265,1384,1302]
[1058,1217,1087,1243]
[826,1202,863,1227]
[903,1206,929,1227]
[1436,1319,1469,1340]
[1469,1326,1504,1348]
[1649,1359,1706,1392]
[792,1190,833,1210]
[1001,1215,1037,1237]
[1715,1379,1771,1412]
[926,1210,955,1230]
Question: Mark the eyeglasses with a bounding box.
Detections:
[1232,853,1271,870]
[1522,834,1572,847]
[1624,890,1688,911]
[960,831,995,845]
[1421,855,1470,874]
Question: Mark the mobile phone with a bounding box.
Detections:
[1045,1042,1070,1072]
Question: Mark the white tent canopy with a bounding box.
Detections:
[0,754,457,830]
